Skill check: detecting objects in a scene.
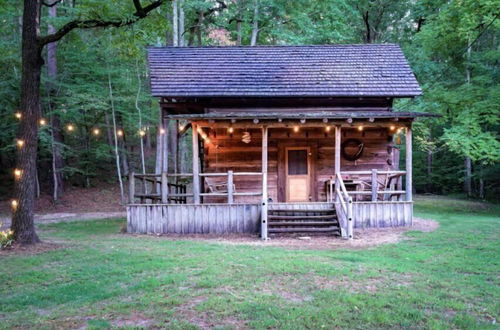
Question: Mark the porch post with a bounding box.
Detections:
[192,123,200,204]
[405,125,413,201]
[335,125,341,176]
[261,126,268,240]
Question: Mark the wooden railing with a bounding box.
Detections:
[129,171,262,204]
[332,173,353,240]
[200,171,263,203]
[129,173,191,204]
[337,170,407,201]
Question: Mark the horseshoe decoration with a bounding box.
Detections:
[341,138,364,161]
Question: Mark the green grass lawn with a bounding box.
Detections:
[1,196,499,329]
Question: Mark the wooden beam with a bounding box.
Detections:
[129,172,135,204]
[261,126,268,240]
[161,172,168,203]
[192,123,200,204]
[371,169,378,201]
[335,126,341,175]
[227,170,234,204]
[195,120,414,129]
[405,126,413,201]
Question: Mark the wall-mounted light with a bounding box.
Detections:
[11,200,18,210]
[390,125,396,131]
[293,126,300,133]
[325,126,331,132]
[228,126,234,134]
[357,125,364,131]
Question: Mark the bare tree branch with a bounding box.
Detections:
[42,0,63,7]
[38,0,165,46]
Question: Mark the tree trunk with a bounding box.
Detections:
[172,0,179,46]
[12,0,43,244]
[464,157,472,197]
[236,0,243,46]
[107,67,125,203]
[47,3,64,201]
[178,0,185,46]
[426,132,433,193]
[250,0,259,46]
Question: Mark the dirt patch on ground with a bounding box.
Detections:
[137,217,439,251]
[110,312,155,328]
[172,295,247,329]
[0,241,63,256]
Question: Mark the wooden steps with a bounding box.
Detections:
[267,207,340,235]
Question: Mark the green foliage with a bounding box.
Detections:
[0,0,498,199]
[0,224,14,249]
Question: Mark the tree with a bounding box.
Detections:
[12,0,165,244]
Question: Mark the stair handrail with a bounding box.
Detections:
[335,173,354,240]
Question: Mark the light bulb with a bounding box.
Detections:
[293,126,299,133]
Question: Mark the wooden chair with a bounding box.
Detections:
[204,177,236,194]
[360,172,404,201]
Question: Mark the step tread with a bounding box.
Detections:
[268,221,338,226]
[269,214,336,220]
[269,227,340,233]
[269,208,335,213]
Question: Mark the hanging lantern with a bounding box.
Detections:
[242,131,251,144]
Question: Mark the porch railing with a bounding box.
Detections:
[328,170,408,202]
[129,171,262,204]
[333,173,353,240]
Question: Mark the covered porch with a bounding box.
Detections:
[127,111,423,239]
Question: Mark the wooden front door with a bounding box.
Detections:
[286,147,311,202]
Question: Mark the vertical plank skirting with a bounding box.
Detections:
[126,202,413,235]
[351,201,413,228]
[127,204,261,234]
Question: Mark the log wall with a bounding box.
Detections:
[202,127,399,203]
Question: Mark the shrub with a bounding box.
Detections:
[0,223,14,249]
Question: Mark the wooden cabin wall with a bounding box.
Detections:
[202,126,398,203]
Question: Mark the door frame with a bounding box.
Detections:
[285,146,312,202]
[277,141,317,202]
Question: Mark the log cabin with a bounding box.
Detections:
[127,44,435,239]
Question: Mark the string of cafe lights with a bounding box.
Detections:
[10,111,168,210]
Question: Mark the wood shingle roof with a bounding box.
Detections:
[147,44,422,98]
